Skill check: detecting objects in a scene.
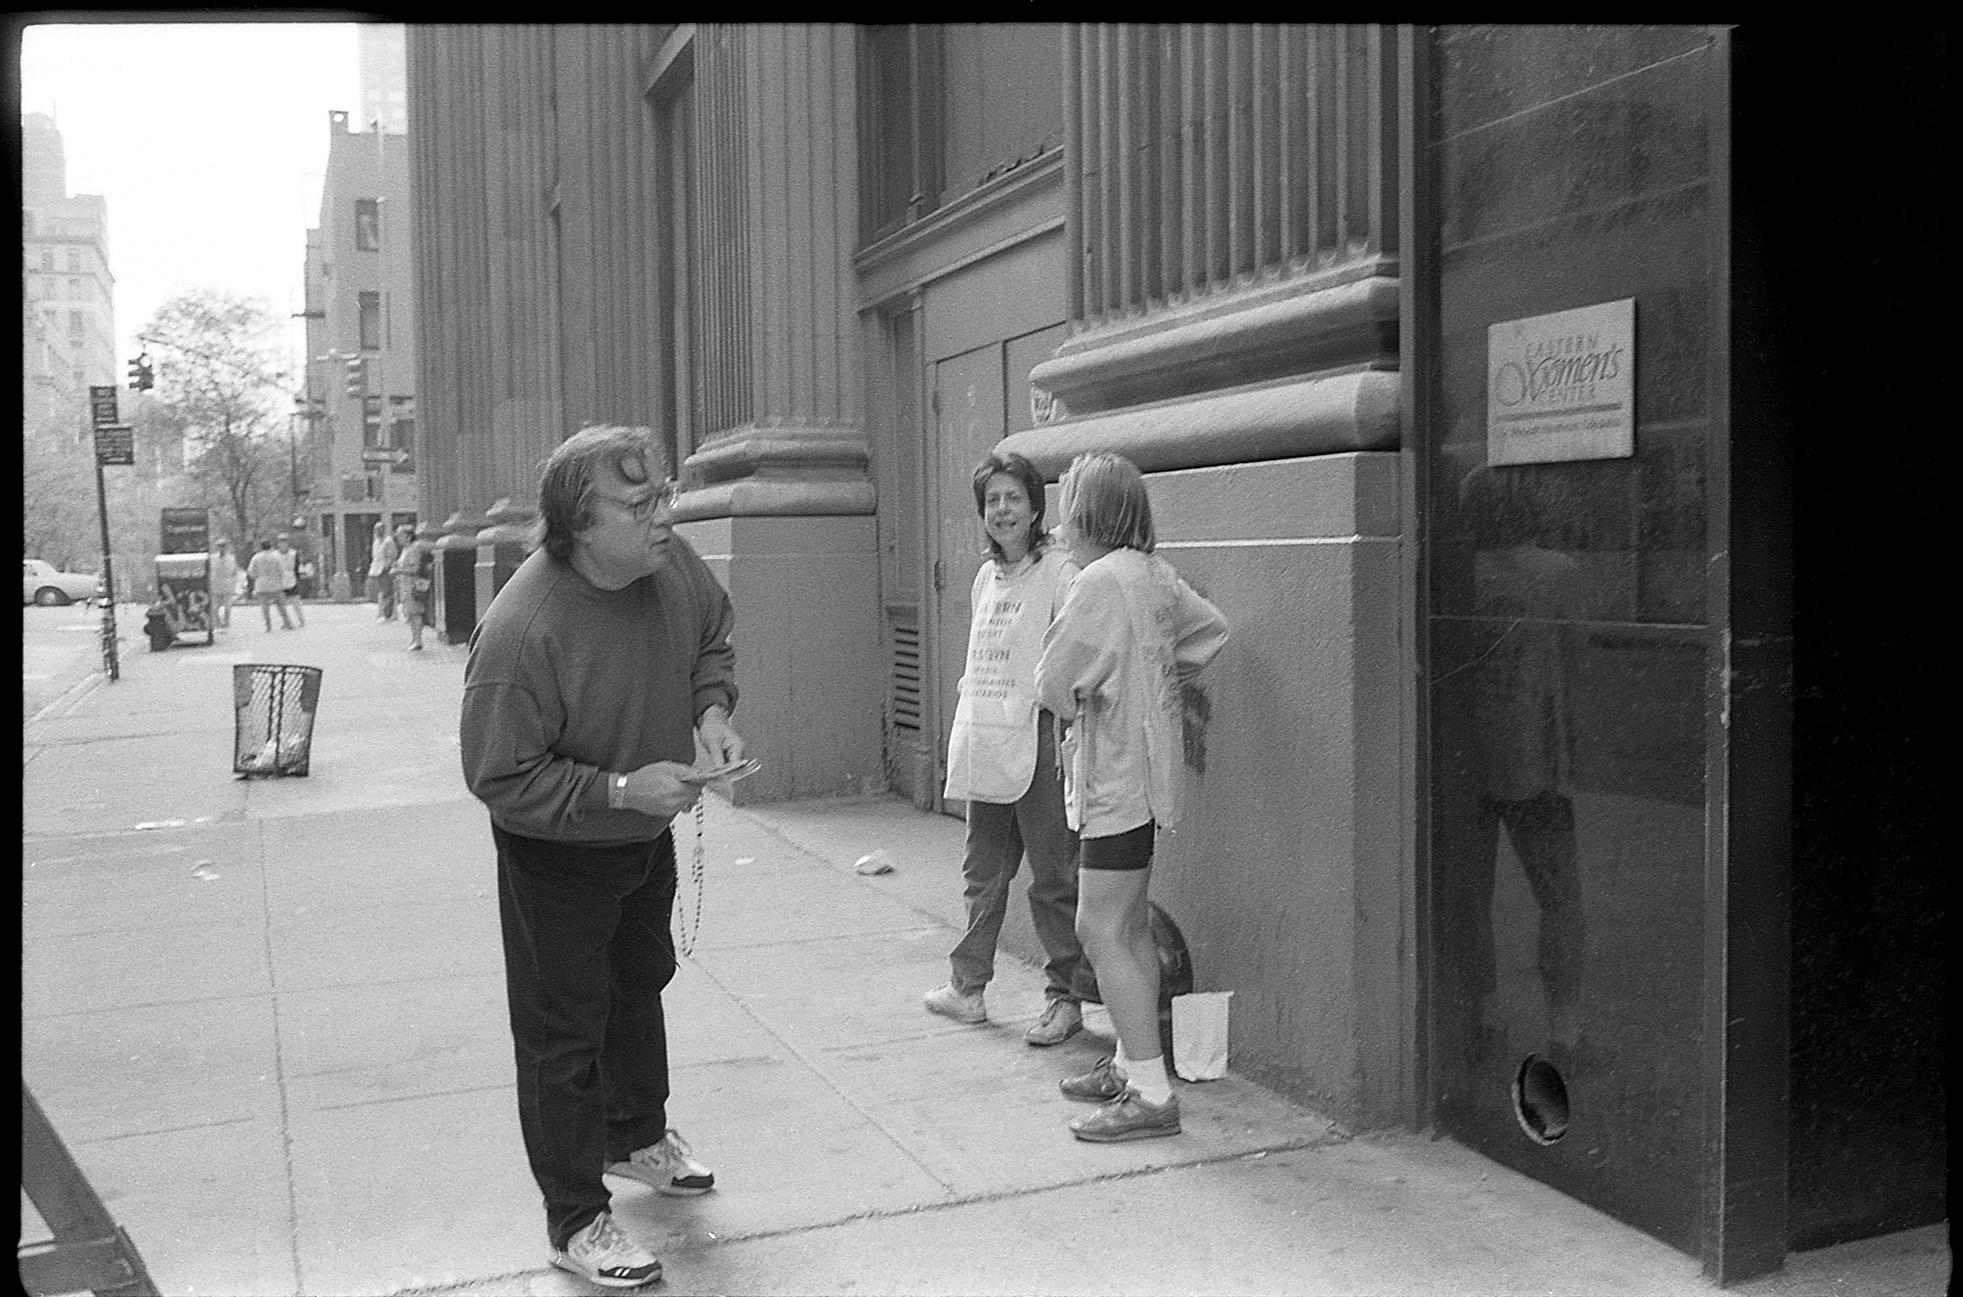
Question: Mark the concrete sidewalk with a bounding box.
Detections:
[21,604,1947,1296]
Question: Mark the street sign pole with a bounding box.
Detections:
[88,385,125,682]
[93,446,120,682]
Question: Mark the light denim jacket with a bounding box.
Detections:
[1034,548,1229,838]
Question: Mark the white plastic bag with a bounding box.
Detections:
[1171,990,1233,1081]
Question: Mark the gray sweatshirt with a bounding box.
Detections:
[460,542,737,843]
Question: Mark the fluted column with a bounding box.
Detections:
[1001,22,1402,476]
[679,22,871,521]
[673,23,882,804]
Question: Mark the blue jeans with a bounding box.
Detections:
[494,824,678,1249]
[948,713,1096,1003]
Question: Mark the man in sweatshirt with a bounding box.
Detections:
[460,425,745,1289]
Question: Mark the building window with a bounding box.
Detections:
[68,309,84,336]
[40,248,53,269]
[355,198,380,251]
[860,26,941,244]
[363,395,383,448]
[388,397,416,473]
[857,24,1062,245]
[65,248,81,271]
[359,291,382,351]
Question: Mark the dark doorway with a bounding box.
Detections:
[1735,27,1948,1253]
[342,513,380,592]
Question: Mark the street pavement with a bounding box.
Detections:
[21,602,1949,1296]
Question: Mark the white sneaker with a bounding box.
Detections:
[551,1211,661,1288]
[606,1128,716,1196]
[923,983,986,1024]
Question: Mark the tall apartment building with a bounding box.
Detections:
[21,301,80,435]
[298,106,418,586]
[358,23,409,133]
[21,112,117,406]
[406,25,1941,1281]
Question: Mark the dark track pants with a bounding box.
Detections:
[493,823,678,1249]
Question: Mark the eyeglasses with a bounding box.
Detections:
[593,479,682,522]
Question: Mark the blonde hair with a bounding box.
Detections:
[1058,452,1155,553]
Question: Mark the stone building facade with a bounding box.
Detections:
[299,109,420,585]
[403,25,1943,1282]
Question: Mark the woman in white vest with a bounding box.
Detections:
[923,451,1098,1046]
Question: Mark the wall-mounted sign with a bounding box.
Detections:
[1486,298,1635,466]
[89,385,120,427]
[93,424,134,466]
[161,507,211,555]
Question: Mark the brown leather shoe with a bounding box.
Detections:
[1070,1089,1181,1142]
[1059,1055,1127,1102]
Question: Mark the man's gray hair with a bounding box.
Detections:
[537,425,666,563]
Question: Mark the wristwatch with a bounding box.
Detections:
[608,773,628,810]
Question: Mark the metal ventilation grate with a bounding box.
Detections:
[889,613,922,736]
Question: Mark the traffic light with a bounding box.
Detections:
[126,353,154,392]
[344,355,366,398]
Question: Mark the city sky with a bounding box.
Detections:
[18,18,364,378]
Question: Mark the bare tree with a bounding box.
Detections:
[139,289,293,549]
[22,416,98,569]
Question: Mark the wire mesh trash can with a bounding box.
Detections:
[233,664,322,777]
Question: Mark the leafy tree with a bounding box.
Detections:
[21,410,97,569]
[138,289,298,550]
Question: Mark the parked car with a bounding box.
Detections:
[23,558,105,606]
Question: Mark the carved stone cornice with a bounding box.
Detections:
[676,423,875,519]
[1031,265,1399,419]
[998,366,1399,479]
[473,495,539,547]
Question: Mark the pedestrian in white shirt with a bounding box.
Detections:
[210,538,238,630]
[246,540,294,632]
[1036,451,1229,1143]
[368,520,399,619]
[274,533,306,628]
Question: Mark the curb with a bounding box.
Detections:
[25,668,107,736]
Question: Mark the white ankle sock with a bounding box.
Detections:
[1112,1045,1132,1080]
[1126,1053,1172,1105]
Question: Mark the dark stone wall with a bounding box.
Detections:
[1427,23,1949,1269]
[1426,24,1724,1256]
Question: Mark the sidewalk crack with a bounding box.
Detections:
[685,954,961,1195]
[256,816,308,1296]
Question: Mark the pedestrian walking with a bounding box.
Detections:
[391,524,434,650]
[1036,451,1229,1143]
[368,520,399,619]
[924,451,1097,1045]
[246,540,294,632]
[274,533,306,628]
[460,424,745,1290]
[210,538,237,630]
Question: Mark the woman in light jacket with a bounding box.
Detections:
[925,451,1097,1046]
[1036,451,1229,1142]
[391,524,434,650]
